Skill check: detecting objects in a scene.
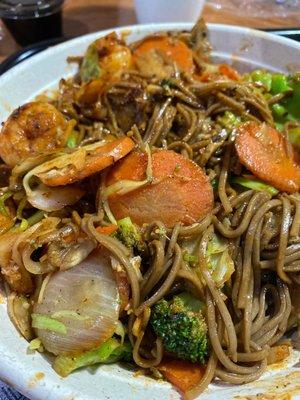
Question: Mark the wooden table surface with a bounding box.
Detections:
[0,0,299,62]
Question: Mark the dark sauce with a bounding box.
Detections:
[0,1,64,46]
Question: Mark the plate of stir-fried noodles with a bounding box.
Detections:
[0,19,300,400]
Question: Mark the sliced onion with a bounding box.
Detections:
[17,217,60,275]
[0,230,34,294]
[34,248,120,355]
[47,239,96,271]
[7,291,33,341]
[27,183,84,212]
[0,231,19,268]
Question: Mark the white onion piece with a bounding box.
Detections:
[7,292,33,341]
[47,239,96,271]
[34,249,120,355]
[28,183,84,212]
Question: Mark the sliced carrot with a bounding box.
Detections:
[195,64,240,82]
[133,36,195,74]
[106,149,213,228]
[96,224,118,235]
[157,358,206,393]
[235,122,300,193]
[38,137,135,187]
[218,64,240,81]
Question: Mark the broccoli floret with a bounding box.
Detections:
[116,217,144,252]
[150,293,208,364]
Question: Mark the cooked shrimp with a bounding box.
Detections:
[78,32,132,103]
[36,136,135,186]
[94,32,132,78]
[106,149,213,228]
[235,122,300,193]
[0,102,75,168]
[133,36,195,75]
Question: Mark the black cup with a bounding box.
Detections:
[0,1,64,46]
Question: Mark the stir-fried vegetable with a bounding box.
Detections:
[248,71,299,130]
[80,43,101,83]
[231,176,279,196]
[150,293,208,364]
[32,314,67,334]
[36,137,135,187]
[250,70,273,92]
[217,111,241,130]
[0,230,34,294]
[182,233,234,288]
[115,217,144,252]
[66,131,79,149]
[34,249,120,355]
[235,122,300,193]
[0,192,13,217]
[28,338,43,351]
[206,234,235,288]
[157,359,206,394]
[288,127,300,150]
[0,193,14,234]
[7,293,33,340]
[106,149,213,228]
[53,338,132,377]
[271,73,290,94]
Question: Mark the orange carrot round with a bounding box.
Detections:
[157,358,206,393]
[96,224,118,235]
[133,36,195,74]
[106,149,213,228]
[235,122,300,193]
[218,64,240,81]
[38,137,135,187]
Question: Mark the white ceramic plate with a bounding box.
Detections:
[0,23,300,400]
